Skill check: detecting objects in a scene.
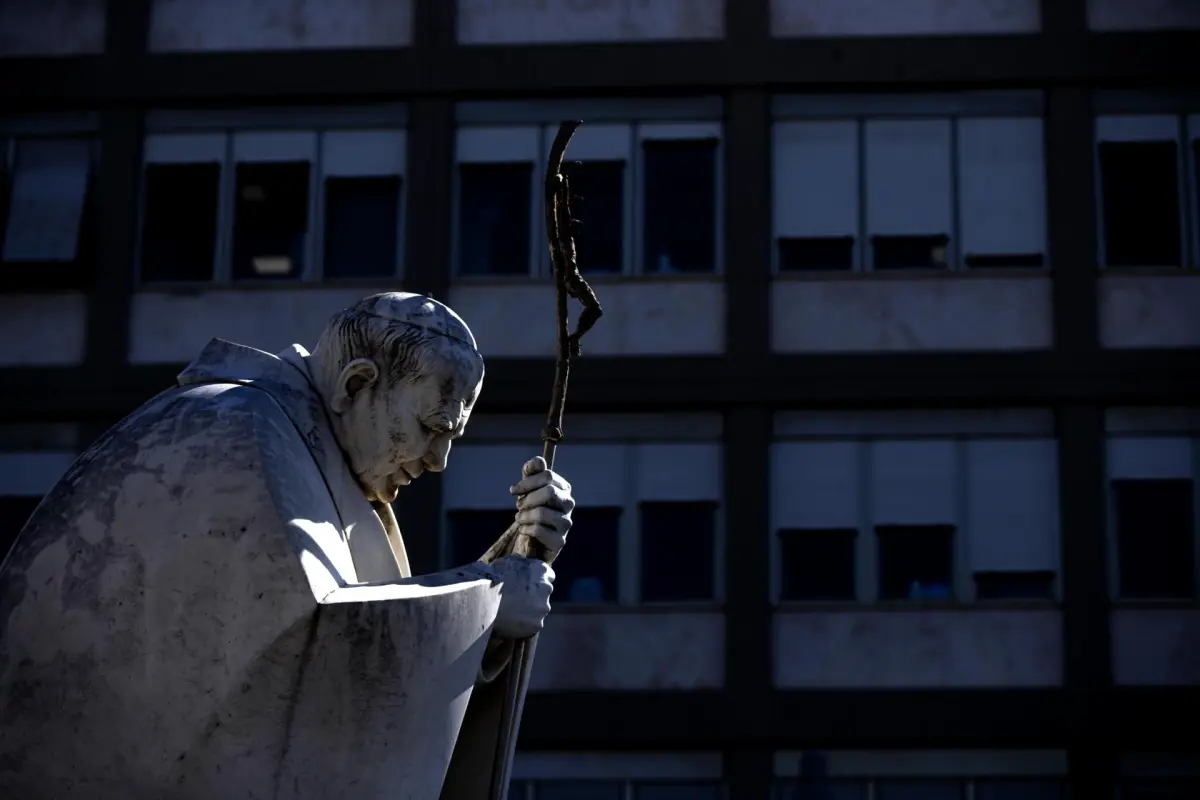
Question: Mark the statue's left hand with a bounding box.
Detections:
[509,456,574,558]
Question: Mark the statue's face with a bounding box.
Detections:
[339,342,484,503]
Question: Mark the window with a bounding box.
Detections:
[0,496,41,561]
[564,159,625,274]
[1,138,93,265]
[633,784,724,800]
[232,160,310,280]
[458,162,533,276]
[1113,479,1195,599]
[778,528,856,601]
[774,780,869,800]
[642,138,718,273]
[974,778,1065,800]
[446,509,514,567]
[866,119,953,271]
[974,570,1057,600]
[640,500,717,602]
[877,524,956,600]
[535,781,623,800]
[958,117,1047,269]
[323,175,402,278]
[772,105,1047,273]
[140,162,221,282]
[1099,141,1181,268]
[139,126,406,284]
[321,129,407,279]
[552,506,621,603]
[874,779,965,800]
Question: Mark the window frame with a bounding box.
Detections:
[770,91,1048,277]
[770,409,1062,607]
[136,106,408,288]
[1092,91,1200,271]
[450,100,725,282]
[0,114,100,292]
[1104,423,1200,604]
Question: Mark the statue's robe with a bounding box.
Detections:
[0,339,515,800]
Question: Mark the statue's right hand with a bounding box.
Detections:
[484,555,555,640]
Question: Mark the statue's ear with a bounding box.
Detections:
[331,358,380,414]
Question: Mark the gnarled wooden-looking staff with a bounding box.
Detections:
[480,120,603,800]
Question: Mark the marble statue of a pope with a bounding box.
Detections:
[0,292,574,800]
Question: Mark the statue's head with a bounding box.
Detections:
[310,292,485,503]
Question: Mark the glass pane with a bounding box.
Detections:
[564,159,624,273]
[1113,478,1195,598]
[1098,140,1181,267]
[642,139,717,273]
[876,524,956,600]
[872,233,950,269]
[2,138,91,263]
[323,175,401,278]
[446,509,515,567]
[141,162,220,282]
[778,236,854,271]
[635,782,723,800]
[0,496,42,561]
[553,506,621,603]
[975,778,1065,800]
[640,501,718,602]
[458,162,533,276]
[508,780,531,799]
[875,778,964,800]
[778,528,857,601]
[1121,778,1200,800]
[232,160,310,280]
[535,780,623,800]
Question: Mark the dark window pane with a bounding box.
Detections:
[447,509,514,567]
[774,779,869,800]
[553,506,621,603]
[975,778,1065,800]
[634,783,723,800]
[1099,141,1182,267]
[323,175,401,279]
[0,496,41,562]
[458,162,533,276]
[232,160,310,281]
[643,139,717,274]
[779,236,855,271]
[640,501,717,602]
[564,159,624,274]
[778,528,856,601]
[1113,479,1195,599]
[509,780,531,799]
[877,524,956,601]
[872,234,950,269]
[535,780,623,800]
[140,162,220,282]
[875,778,965,800]
[2,139,92,264]
[1121,778,1200,800]
[965,252,1045,269]
[974,570,1057,600]
[0,152,11,254]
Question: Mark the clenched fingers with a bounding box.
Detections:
[509,465,571,498]
[515,506,571,552]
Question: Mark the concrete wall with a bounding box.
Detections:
[1099,274,1200,349]
[0,0,106,56]
[449,281,724,357]
[0,294,88,366]
[773,609,1062,688]
[770,0,1040,37]
[771,276,1052,352]
[1112,609,1200,685]
[127,288,395,364]
[529,611,724,690]
[148,0,413,51]
[514,752,723,781]
[1088,0,1200,31]
[773,749,1068,777]
[457,0,724,44]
